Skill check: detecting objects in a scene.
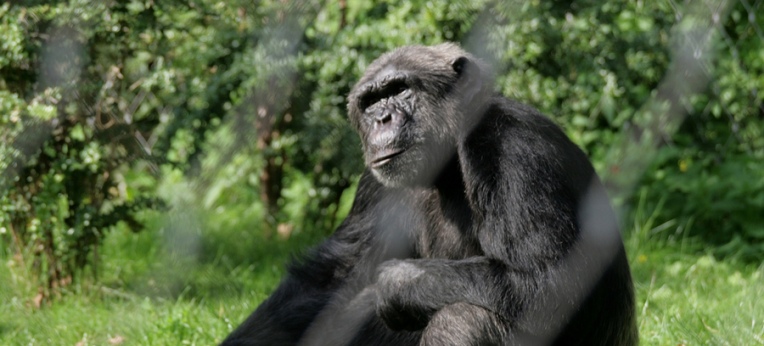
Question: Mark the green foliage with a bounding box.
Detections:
[486,1,674,160]
[1,0,763,298]
[0,2,166,296]
[480,1,764,256]
[631,3,764,257]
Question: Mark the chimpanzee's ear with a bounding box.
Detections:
[452,56,470,76]
[451,56,483,104]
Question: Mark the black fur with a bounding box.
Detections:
[223,43,637,346]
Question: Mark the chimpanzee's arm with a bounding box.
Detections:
[375,104,613,333]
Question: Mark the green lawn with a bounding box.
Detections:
[629,246,764,344]
[1,221,762,345]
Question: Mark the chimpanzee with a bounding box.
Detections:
[222,43,637,346]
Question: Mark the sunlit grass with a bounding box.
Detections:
[633,250,764,345]
[626,191,764,345]
[0,213,312,346]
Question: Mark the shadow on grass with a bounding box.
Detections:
[100,209,330,302]
[186,225,326,300]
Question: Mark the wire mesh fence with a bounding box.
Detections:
[0,0,763,344]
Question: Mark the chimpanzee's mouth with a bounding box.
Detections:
[370,149,405,168]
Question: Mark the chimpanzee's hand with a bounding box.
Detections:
[374,259,433,331]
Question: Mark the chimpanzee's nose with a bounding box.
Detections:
[375,112,393,125]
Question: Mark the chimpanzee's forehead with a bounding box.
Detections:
[360,50,451,82]
[379,46,455,70]
[367,65,406,82]
[348,44,470,99]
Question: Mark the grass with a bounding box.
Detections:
[0,213,322,346]
[625,202,764,345]
[1,212,763,345]
[633,251,764,345]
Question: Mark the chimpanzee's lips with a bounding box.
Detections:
[370,149,405,168]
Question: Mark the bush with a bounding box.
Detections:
[1,0,762,297]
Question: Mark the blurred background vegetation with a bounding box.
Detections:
[1,0,762,345]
